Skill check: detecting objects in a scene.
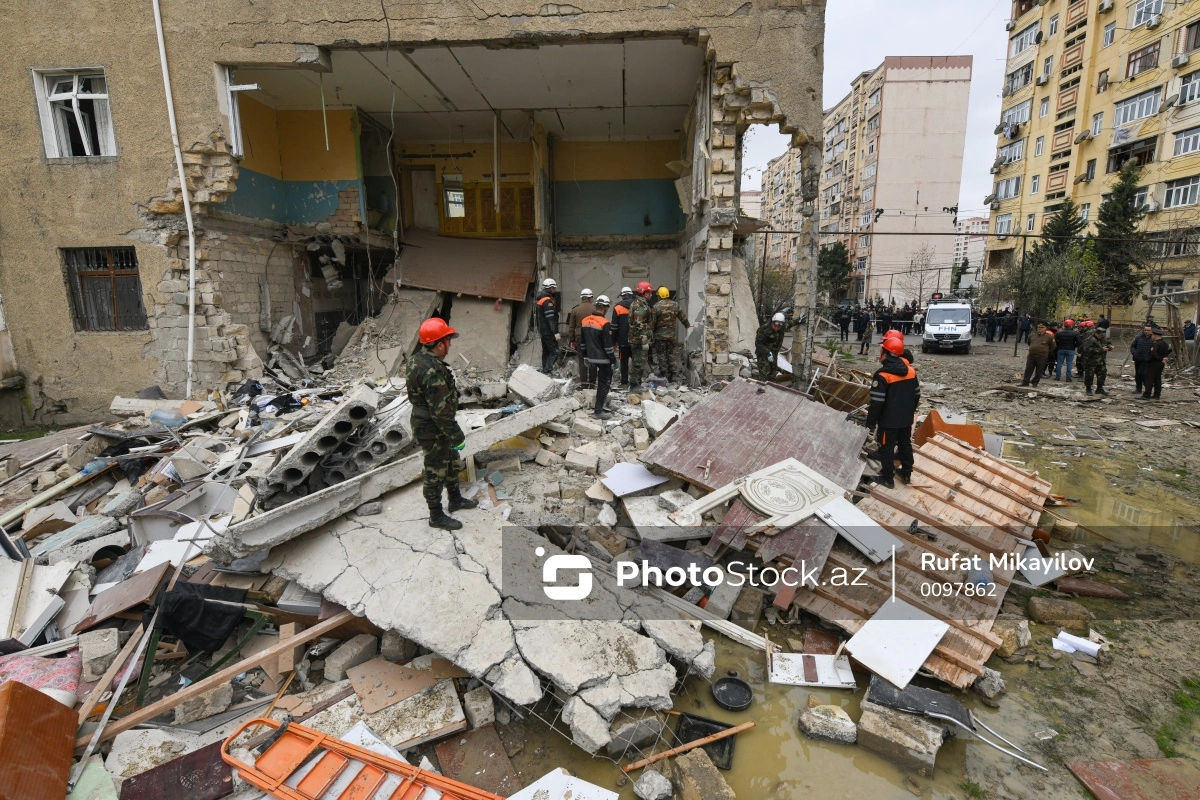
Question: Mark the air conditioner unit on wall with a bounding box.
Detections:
[1145,200,1160,212]
[1006,21,1017,32]
[1098,0,1113,11]
[1037,75,1049,86]
[1002,85,1013,97]
[1147,15,1162,30]
[990,202,1002,211]
[1174,55,1191,69]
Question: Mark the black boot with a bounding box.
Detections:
[428,500,463,530]
[447,487,478,512]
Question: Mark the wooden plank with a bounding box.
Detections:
[642,379,867,492]
[76,610,355,750]
[927,435,1050,494]
[433,725,521,796]
[72,563,171,634]
[347,657,469,715]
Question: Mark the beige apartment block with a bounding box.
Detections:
[0,0,828,426]
[807,56,973,304]
[985,0,1200,325]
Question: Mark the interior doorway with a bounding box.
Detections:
[410,168,438,231]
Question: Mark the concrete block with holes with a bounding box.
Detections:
[262,385,378,492]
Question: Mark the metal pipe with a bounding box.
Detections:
[151,0,198,398]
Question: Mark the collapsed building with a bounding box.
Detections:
[0,0,827,427]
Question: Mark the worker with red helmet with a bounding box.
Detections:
[627,281,655,391]
[863,335,921,488]
[1054,318,1080,382]
[406,317,477,530]
[1075,318,1096,379]
[882,329,915,364]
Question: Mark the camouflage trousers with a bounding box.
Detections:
[755,346,778,381]
[652,339,678,382]
[413,418,460,506]
[1082,359,1107,390]
[629,343,649,386]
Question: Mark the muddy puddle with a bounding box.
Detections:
[505,635,1025,799]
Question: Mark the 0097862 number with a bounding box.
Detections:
[920,582,997,598]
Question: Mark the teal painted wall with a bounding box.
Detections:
[553,179,684,236]
[223,168,362,225]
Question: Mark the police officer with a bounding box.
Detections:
[581,295,618,419]
[567,288,597,388]
[650,286,690,383]
[614,286,634,388]
[535,278,560,374]
[406,318,478,531]
[627,281,655,391]
[865,336,921,488]
[1079,322,1112,396]
[755,311,798,381]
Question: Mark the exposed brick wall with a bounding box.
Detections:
[202,218,297,356]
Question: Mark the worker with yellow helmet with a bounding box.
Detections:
[649,287,689,384]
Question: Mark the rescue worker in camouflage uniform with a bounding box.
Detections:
[406,318,478,531]
[649,286,690,383]
[754,310,799,381]
[1079,321,1112,396]
[627,281,655,391]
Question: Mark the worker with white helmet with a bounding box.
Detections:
[581,295,618,419]
[614,286,634,387]
[567,288,598,389]
[535,278,560,374]
[755,309,799,382]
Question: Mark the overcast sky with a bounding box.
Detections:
[742,0,1007,220]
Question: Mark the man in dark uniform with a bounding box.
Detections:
[755,311,799,381]
[535,278,560,374]
[650,286,690,383]
[1079,323,1112,396]
[837,307,851,342]
[1130,323,1155,394]
[1143,327,1171,400]
[567,288,597,388]
[581,294,618,419]
[865,336,920,488]
[614,286,633,388]
[406,318,478,531]
[627,281,655,391]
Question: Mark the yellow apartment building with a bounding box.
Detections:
[986,0,1200,324]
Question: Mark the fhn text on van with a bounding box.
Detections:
[615,560,868,590]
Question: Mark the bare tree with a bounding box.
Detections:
[897,243,936,304]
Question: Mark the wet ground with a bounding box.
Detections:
[489,334,1200,799]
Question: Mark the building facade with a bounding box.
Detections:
[0,1,827,425]
[955,217,990,290]
[761,148,804,271]
[985,0,1200,323]
[814,56,973,305]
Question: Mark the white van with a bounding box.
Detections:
[921,295,973,354]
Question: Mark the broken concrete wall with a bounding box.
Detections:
[0,0,825,417]
[552,249,681,310]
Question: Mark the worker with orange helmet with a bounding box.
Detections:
[1054,318,1080,382]
[882,329,915,364]
[863,335,921,488]
[627,281,655,391]
[406,317,477,531]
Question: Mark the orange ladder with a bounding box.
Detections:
[221,717,507,800]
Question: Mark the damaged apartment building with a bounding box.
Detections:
[0,0,825,426]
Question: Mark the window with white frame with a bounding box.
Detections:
[864,162,877,178]
[33,70,116,158]
[867,139,876,154]
[1181,71,1200,105]
[1134,186,1150,207]
[1049,15,1059,36]
[996,214,1013,235]
[866,114,879,132]
[1127,42,1161,79]
[1175,126,1200,156]
[1035,136,1045,156]
[1092,112,1104,137]
[1003,99,1033,126]
[1040,97,1050,117]
[856,256,867,272]
[868,89,881,108]
[1133,0,1163,28]
[1010,23,1041,57]
[1027,214,1036,232]
[1006,63,1035,94]
[1031,174,1041,193]
[1085,159,1097,181]
[1165,175,1200,208]
[996,175,1022,200]
[1080,203,1091,221]
[860,211,872,227]
[863,186,874,203]
[1103,22,1116,47]
[1044,56,1054,77]
[999,138,1025,163]
[1114,88,1161,126]
[859,234,870,248]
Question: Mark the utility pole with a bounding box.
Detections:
[1013,236,1027,358]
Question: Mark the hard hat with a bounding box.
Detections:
[581,288,594,298]
[637,281,653,294]
[542,278,557,289]
[620,286,633,296]
[771,312,786,324]
[1080,319,1095,328]
[594,294,611,307]
[418,317,458,345]
[1064,318,1075,327]
[657,286,670,299]
[882,338,906,356]
[883,329,903,340]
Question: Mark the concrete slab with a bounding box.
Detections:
[508,364,561,406]
[452,296,513,376]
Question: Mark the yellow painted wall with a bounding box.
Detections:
[399,141,533,182]
[553,140,680,181]
[237,95,282,179]
[277,109,360,181]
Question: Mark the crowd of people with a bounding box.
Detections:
[1020,315,1173,400]
[833,301,927,344]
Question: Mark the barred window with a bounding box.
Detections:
[61,247,148,331]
